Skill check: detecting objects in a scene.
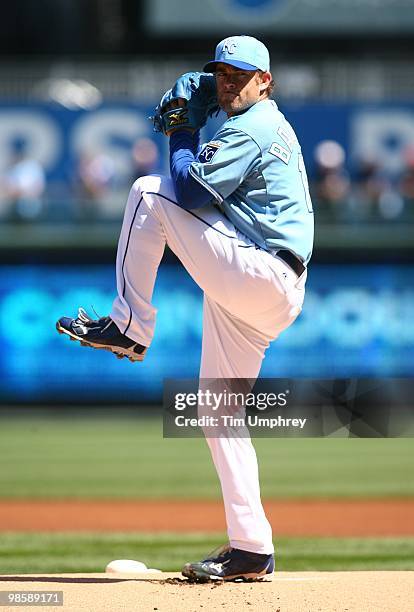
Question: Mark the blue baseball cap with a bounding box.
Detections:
[204,35,270,73]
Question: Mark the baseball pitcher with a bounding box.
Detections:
[57,35,314,582]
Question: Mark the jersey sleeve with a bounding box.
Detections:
[189,128,261,203]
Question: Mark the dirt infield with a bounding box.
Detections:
[0,499,413,535]
[0,571,413,612]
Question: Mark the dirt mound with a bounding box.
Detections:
[0,571,412,612]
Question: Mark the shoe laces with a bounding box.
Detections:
[91,305,102,319]
[204,543,233,562]
[76,307,93,324]
[75,307,113,335]
[76,307,107,325]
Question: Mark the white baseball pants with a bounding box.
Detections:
[110,175,306,555]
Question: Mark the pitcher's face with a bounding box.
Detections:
[215,63,270,116]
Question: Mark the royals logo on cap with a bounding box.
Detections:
[203,35,270,73]
[222,38,237,55]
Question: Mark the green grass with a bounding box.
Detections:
[0,412,413,499]
[0,533,413,573]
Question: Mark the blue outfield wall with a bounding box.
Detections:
[0,101,414,183]
[0,263,413,403]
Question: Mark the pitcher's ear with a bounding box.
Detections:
[259,71,272,91]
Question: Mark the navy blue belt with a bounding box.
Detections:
[274,249,305,277]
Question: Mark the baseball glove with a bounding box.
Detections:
[152,72,219,135]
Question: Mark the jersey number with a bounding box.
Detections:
[269,125,296,165]
[269,142,291,165]
[298,153,313,213]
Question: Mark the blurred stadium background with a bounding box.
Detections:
[0,0,413,575]
[0,0,413,402]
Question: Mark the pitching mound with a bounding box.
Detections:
[0,571,413,611]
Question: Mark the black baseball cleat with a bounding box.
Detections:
[56,308,147,362]
[182,544,274,583]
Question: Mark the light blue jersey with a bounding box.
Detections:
[189,99,314,264]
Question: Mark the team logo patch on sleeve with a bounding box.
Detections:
[198,141,222,163]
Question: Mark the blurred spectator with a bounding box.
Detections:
[131,137,160,181]
[75,149,116,220]
[349,154,393,222]
[377,188,405,221]
[73,139,160,221]
[397,146,414,220]
[1,141,46,222]
[312,140,351,222]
